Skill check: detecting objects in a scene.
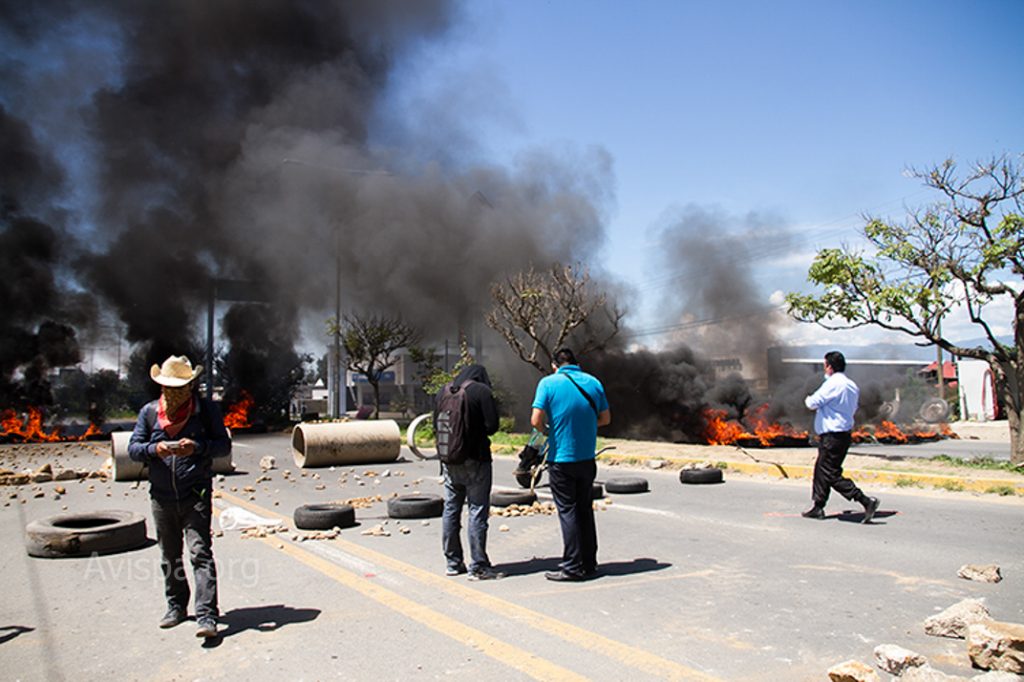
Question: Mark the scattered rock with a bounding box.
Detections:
[647,459,666,469]
[30,472,53,483]
[34,463,53,475]
[899,667,971,681]
[399,526,410,535]
[827,659,879,682]
[315,484,326,491]
[490,501,557,518]
[361,524,391,537]
[53,485,66,495]
[54,469,79,481]
[499,524,510,532]
[680,461,717,471]
[971,670,1024,681]
[967,620,1024,674]
[259,455,276,472]
[873,644,927,675]
[33,490,44,498]
[925,599,992,638]
[242,486,256,493]
[959,564,1003,584]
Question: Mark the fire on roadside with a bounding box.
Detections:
[703,407,953,447]
[223,390,254,429]
[1,407,103,443]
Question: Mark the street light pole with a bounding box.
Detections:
[278,157,391,419]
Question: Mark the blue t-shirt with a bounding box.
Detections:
[532,365,609,463]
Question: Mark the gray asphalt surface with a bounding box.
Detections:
[1,432,1021,681]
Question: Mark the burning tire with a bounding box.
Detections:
[919,398,950,424]
[387,494,443,519]
[605,476,649,494]
[491,489,537,507]
[679,467,724,485]
[293,503,356,530]
[25,510,148,558]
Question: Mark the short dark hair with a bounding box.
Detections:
[824,351,846,372]
[553,348,577,366]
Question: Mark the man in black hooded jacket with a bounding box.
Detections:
[434,364,501,580]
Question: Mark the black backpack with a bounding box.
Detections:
[436,380,476,465]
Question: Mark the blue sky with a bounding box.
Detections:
[393,0,1024,349]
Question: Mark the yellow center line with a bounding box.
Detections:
[212,496,584,681]
[217,491,721,682]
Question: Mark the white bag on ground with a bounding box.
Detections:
[219,506,282,531]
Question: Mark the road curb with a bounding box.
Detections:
[593,453,1024,496]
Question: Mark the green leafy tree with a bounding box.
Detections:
[336,313,419,419]
[786,156,1024,464]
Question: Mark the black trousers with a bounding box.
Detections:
[548,459,598,575]
[151,494,219,619]
[812,431,865,506]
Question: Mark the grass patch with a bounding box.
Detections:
[894,477,921,488]
[936,479,965,492]
[931,455,1023,474]
[984,485,1019,496]
[714,461,729,470]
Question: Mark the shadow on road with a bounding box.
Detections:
[0,625,34,644]
[834,509,897,525]
[496,556,671,578]
[201,604,320,648]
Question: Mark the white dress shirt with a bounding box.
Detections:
[805,372,859,434]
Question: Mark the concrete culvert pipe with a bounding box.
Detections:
[292,420,401,468]
[110,431,235,482]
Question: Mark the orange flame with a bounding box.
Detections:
[223,390,254,429]
[703,404,808,446]
[1,407,64,442]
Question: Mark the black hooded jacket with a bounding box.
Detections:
[433,364,500,462]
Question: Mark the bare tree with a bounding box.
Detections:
[487,262,622,374]
[786,155,1024,464]
[338,313,419,419]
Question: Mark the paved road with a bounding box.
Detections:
[1,433,1021,681]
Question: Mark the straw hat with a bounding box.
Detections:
[150,355,203,387]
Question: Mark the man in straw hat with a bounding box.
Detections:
[128,355,231,638]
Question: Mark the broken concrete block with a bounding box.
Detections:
[967,620,1024,674]
[259,455,276,472]
[873,643,927,675]
[54,469,79,481]
[827,659,879,682]
[958,564,1003,584]
[925,598,992,638]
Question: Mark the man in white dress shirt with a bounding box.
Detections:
[803,351,880,523]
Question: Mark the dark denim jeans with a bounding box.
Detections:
[442,459,493,573]
[151,494,219,619]
[548,459,598,575]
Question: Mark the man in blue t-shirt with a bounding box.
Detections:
[531,348,611,581]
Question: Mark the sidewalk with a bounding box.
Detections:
[577,422,1024,496]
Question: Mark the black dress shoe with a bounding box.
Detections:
[158,608,186,629]
[862,496,880,524]
[801,506,825,519]
[545,570,586,582]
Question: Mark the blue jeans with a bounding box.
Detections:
[442,459,493,573]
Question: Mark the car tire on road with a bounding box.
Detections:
[293,503,356,530]
[491,489,537,507]
[387,494,444,519]
[679,467,724,485]
[25,510,148,558]
[605,476,649,494]
[592,482,605,499]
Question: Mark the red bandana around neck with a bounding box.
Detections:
[158,394,194,438]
